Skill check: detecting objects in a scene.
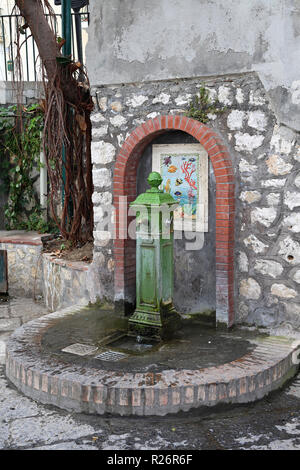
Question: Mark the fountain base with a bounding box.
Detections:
[5,304,300,416]
[128,303,181,342]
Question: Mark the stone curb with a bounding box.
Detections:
[43,253,90,272]
[0,236,43,246]
[5,305,300,416]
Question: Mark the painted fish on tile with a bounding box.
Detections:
[168,165,178,173]
[164,179,171,193]
[175,178,183,186]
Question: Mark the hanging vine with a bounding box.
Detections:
[14,0,94,244]
[0,103,57,232]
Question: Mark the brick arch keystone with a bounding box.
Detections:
[113,115,235,327]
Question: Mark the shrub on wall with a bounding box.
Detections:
[185,85,225,122]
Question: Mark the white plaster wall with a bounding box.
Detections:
[87,0,300,131]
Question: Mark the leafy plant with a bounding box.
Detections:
[0,103,57,233]
[22,209,59,234]
[185,85,225,123]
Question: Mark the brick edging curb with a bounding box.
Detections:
[5,305,300,416]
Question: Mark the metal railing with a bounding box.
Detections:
[0,10,89,82]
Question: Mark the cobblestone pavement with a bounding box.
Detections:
[1,297,300,450]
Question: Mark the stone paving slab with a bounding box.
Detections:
[5,304,300,416]
[9,414,96,448]
[31,442,97,450]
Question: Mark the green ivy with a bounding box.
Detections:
[185,85,225,123]
[0,103,57,233]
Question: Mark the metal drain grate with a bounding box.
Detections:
[95,350,128,362]
[61,343,98,356]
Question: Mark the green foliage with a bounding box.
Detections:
[56,55,72,66]
[21,209,59,234]
[0,103,57,233]
[185,85,225,123]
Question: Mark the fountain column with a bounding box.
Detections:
[128,172,181,341]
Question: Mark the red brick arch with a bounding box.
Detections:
[113,115,235,327]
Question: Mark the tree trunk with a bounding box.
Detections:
[15,0,94,244]
[15,0,60,81]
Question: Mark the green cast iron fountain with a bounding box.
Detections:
[128,171,181,341]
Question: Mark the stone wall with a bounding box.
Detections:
[0,234,102,312]
[90,72,300,330]
[0,242,43,298]
[42,255,92,312]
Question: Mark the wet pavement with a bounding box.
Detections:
[1,363,300,450]
[0,295,49,365]
[1,297,300,450]
[41,306,257,373]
